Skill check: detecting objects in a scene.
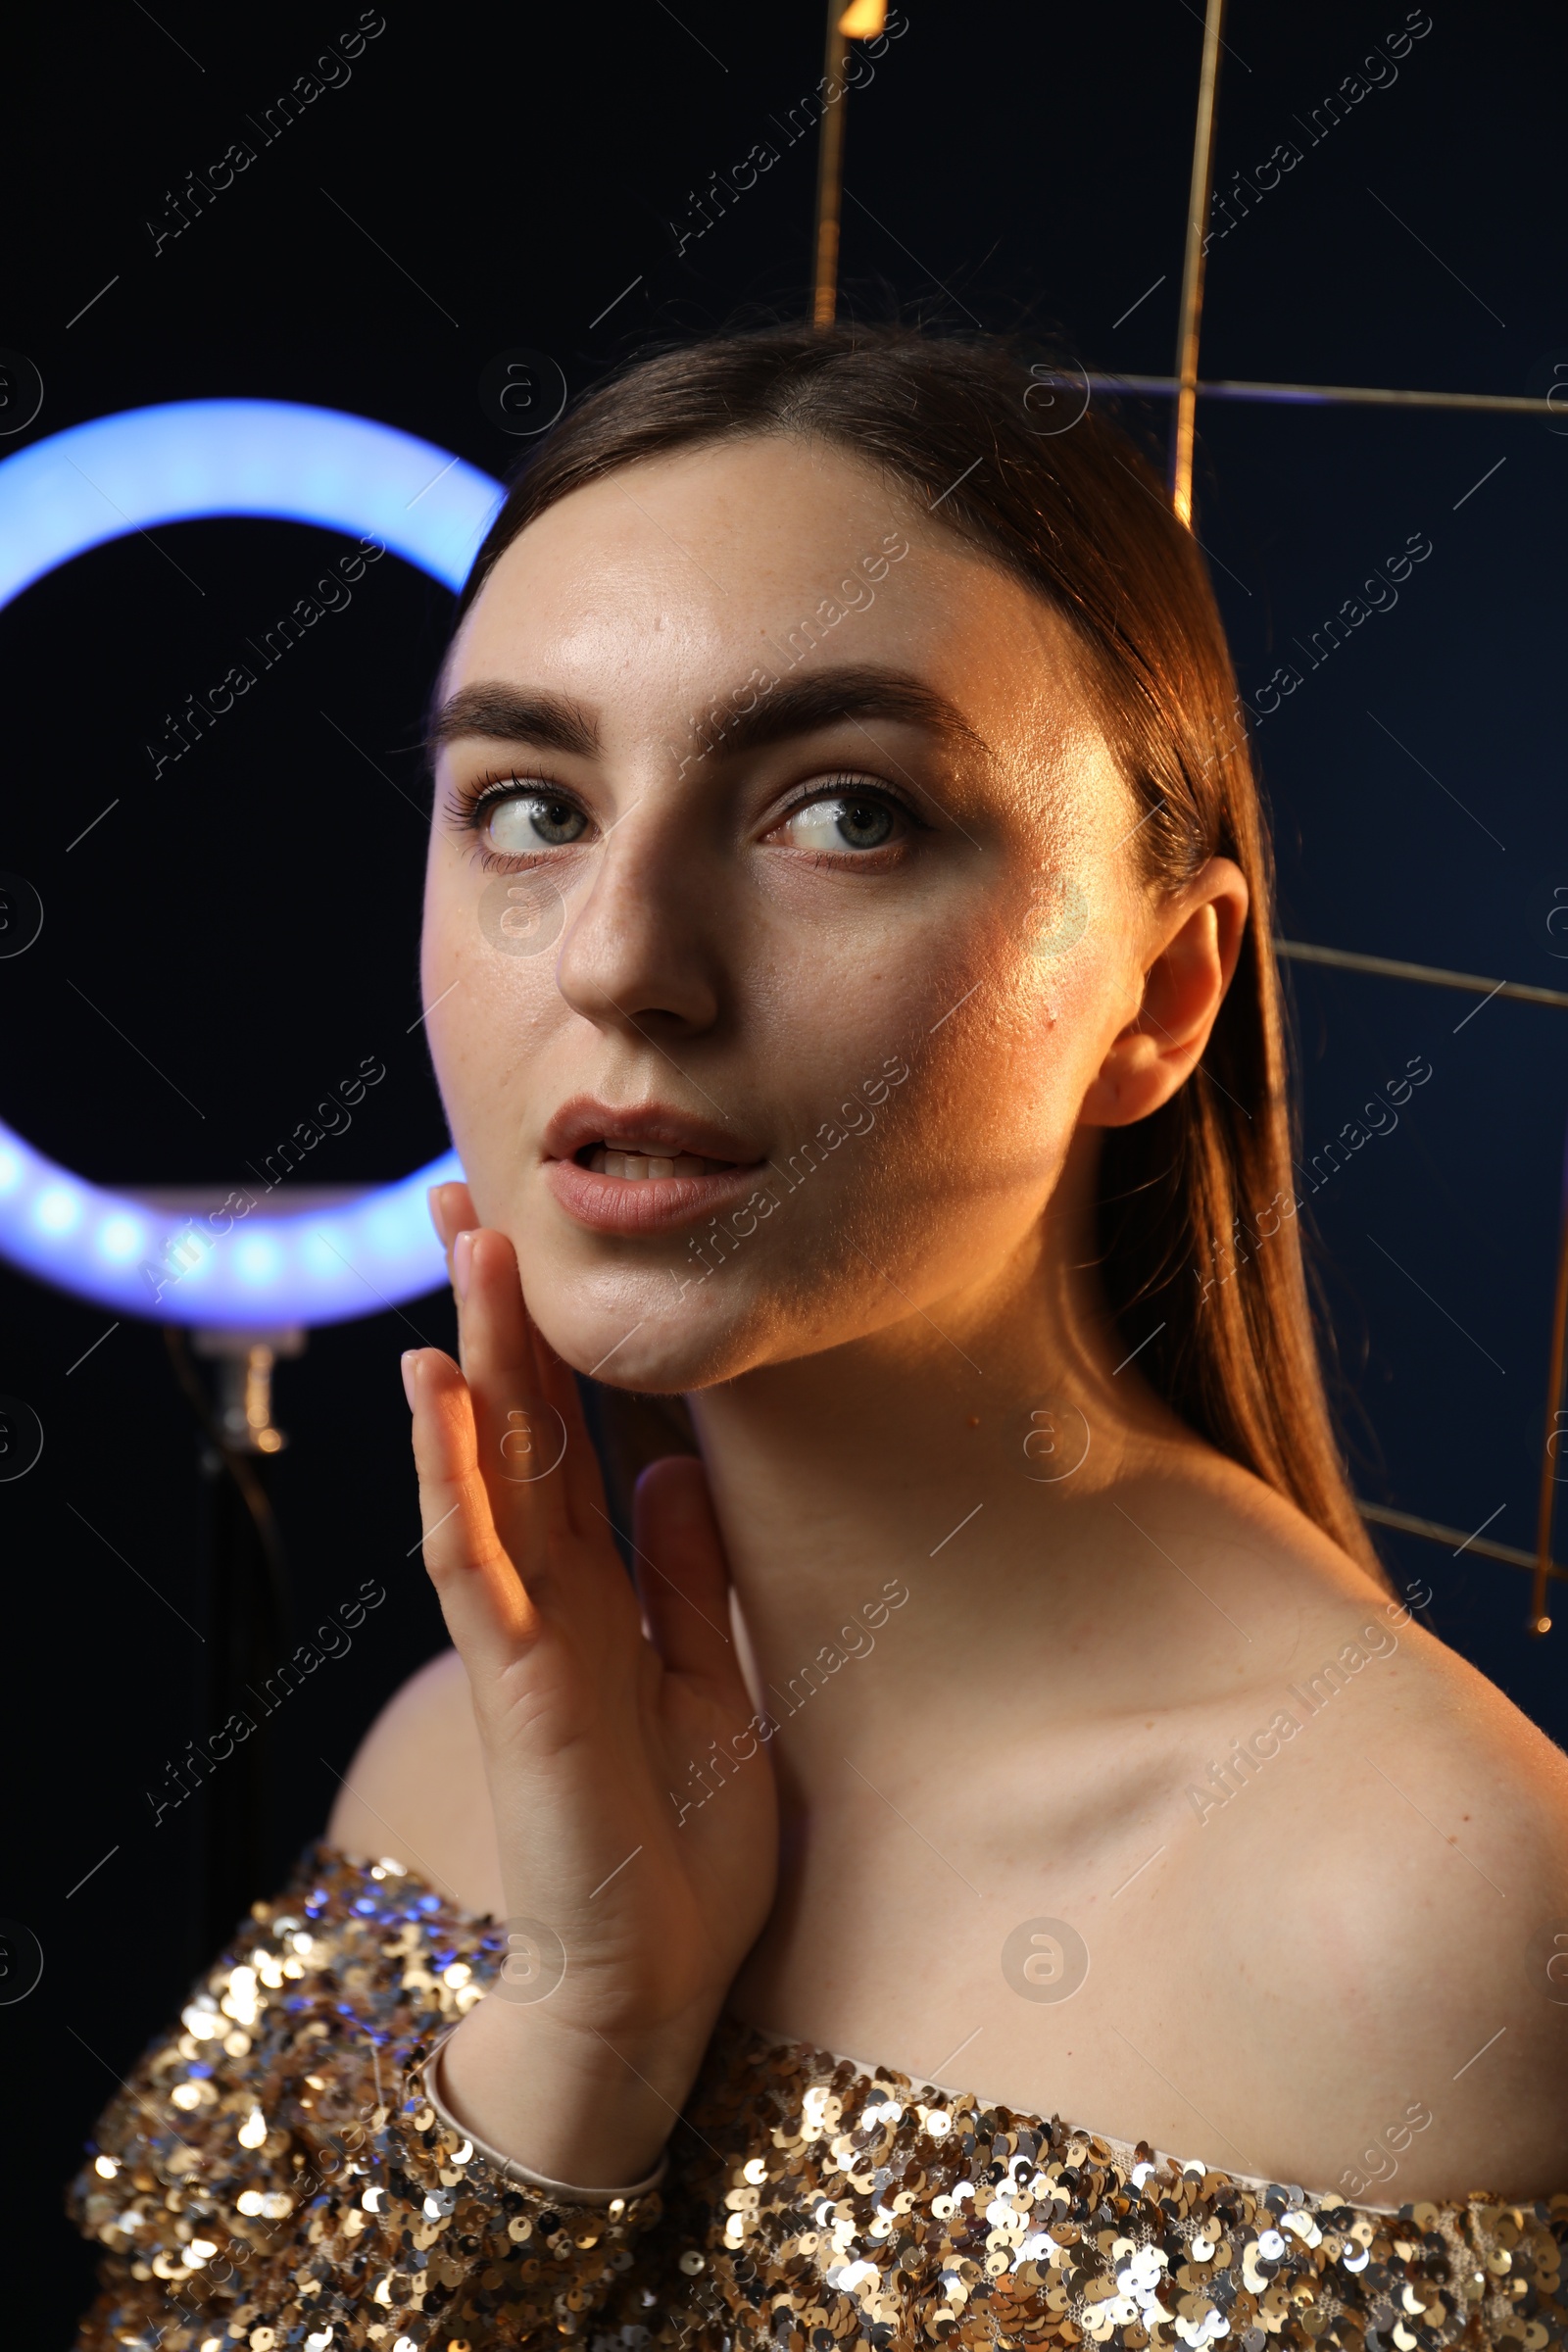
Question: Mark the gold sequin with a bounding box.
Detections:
[67,1846,1568,2349]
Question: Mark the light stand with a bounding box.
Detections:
[165,1324,303,1955]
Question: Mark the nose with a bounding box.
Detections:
[554,790,724,1040]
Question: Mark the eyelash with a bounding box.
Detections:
[441,767,928,865]
[771,772,928,846]
[442,770,569,869]
[445,769,548,827]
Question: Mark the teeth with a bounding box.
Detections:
[585,1148,728,1180]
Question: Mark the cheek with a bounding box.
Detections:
[919,995,1088,1194]
[956,878,1108,1097]
[419,866,457,1000]
[420,871,473,1089]
[789,879,1109,1223]
[832,961,1095,1250]
[420,871,553,1156]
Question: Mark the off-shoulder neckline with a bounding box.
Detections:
[308,1842,1409,2220]
[735,2017,1402,2217]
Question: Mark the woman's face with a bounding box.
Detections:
[421,434,1165,1390]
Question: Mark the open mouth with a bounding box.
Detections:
[576,1143,737,1182]
[543,1098,770,1235]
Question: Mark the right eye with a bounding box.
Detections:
[484,789,589,853]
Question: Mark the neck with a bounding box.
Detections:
[685,1130,1181,1767]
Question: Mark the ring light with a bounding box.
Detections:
[0,399,504,1324]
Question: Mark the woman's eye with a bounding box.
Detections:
[484,790,588,853]
[774,793,899,854]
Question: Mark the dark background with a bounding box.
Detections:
[2,1,1564,2334]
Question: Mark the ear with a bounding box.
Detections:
[1080,858,1250,1130]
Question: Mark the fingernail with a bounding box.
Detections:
[401,1350,418,1410]
[453,1230,475,1300]
[426,1184,445,1243]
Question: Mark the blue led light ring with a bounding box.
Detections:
[0,399,502,1324]
[0,398,501,603]
[0,1122,466,1322]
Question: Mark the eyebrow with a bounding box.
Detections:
[427,683,599,759]
[695,666,989,764]
[428,666,987,768]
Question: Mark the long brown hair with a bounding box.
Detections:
[449,322,1377,1573]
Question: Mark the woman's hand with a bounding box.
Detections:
[403,1181,777,2185]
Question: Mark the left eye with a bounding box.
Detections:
[774,794,898,853]
[485,791,588,851]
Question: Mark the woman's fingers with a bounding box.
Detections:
[459,1230,577,1546]
[423,1200,630,1610]
[427,1180,476,1264]
[404,1348,537,1668]
[632,1456,743,1696]
[456,1231,612,1571]
[427,1181,480,1380]
[426,1188,607,1544]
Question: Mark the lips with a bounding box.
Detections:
[542,1095,771,1236]
[543,1096,760,1165]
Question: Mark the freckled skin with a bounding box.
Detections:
[328,434,1568,2206]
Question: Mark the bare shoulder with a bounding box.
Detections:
[325,1648,504,1916]
[1184,1488,1568,2196]
[1291,1611,1568,2200]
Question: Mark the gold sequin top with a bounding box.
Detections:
[70,1847,1566,2351]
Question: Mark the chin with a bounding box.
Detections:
[517,1256,777,1393]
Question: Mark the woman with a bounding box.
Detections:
[73,326,1568,2351]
